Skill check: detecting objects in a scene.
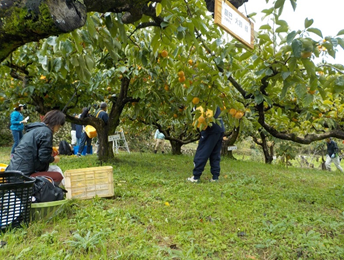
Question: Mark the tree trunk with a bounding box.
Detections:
[221,126,240,159]
[253,130,274,164]
[169,140,183,155]
[97,76,133,161]
[66,76,134,162]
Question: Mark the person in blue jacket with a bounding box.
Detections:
[10,104,27,156]
[187,106,225,183]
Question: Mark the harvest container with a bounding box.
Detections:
[64,166,114,199]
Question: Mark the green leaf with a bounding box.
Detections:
[306,28,323,38]
[254,93,264,104]
[289,0,297,11]
[304,18,314,29]
[105,14,113,30]
[118,66,127,74]
[274,0,285,9]
[276,20,288,27]
[265,69,273,76]
[277,107,283,117]
[295,83,306,98]
[87,17,97,42]
[85,56,94,71]
[47,37,57,47]
[260,25,272,30]
[303,93,314,106]
[276,26,288,33]
[288,57,297,72]
[61,41,73,56]
[238,51,252,61]
[262,7,274,16]
[258,34,272,43]
[281,71,291,80]
[156,3,162,17]
[291,39,302,58]
[53,58,62,73]
[71,56,79,67]
[281,84,288,99]
[337,29,344,36]
[286,31,297,44]
[255,69,265,76]
[60,66,67,79]
[336,38,344,50]
[71,31,83,53]
[302,58,315,78]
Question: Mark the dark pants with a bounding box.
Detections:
[78,132,92,154]
[11,130,23,154]
[193,131,224,180]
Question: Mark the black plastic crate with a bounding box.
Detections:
[0,171,35,230]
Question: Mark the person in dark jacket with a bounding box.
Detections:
[77,102,108,157]
[76,107,93,156]
[187,106,225,182]
[6,110,66,184]
[325,138,343,172]
[10,104,27,156]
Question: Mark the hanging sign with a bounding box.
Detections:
[214,0,254,49]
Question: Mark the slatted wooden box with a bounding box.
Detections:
[64,166,114,200]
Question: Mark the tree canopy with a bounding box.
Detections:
[2,0,344,162]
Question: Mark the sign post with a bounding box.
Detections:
[214,0,254,49]
[228,146,237,151]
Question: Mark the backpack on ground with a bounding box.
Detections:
[59,140,73,155]
[32,176,67,203]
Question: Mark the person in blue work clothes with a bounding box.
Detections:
[10,104,27,157]
[77,102,109,157]
[187,106,225,182]
[325,137,343,173]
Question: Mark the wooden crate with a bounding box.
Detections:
[64,166,114,199]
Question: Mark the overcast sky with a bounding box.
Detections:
[238,0,344,63]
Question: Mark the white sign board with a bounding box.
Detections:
[228,146,237,151]
[108,134,120,142]
[214,0,254,49]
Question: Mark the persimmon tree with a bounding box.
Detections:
[3,0,344,164]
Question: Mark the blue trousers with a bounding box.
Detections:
[193,131,224,180]
[78,132,92,154]
[11,130,23,154]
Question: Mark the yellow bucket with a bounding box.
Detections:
[0,163,8,172]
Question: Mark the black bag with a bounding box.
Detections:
[32,176,67,203]
[58,140,73,155]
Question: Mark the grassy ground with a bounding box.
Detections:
[0,146,344,259]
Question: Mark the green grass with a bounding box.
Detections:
[0,146,344,259]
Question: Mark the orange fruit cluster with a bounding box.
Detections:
[229,108,244,119]
[178,71,186,83]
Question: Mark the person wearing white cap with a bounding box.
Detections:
[10,104,28,157]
